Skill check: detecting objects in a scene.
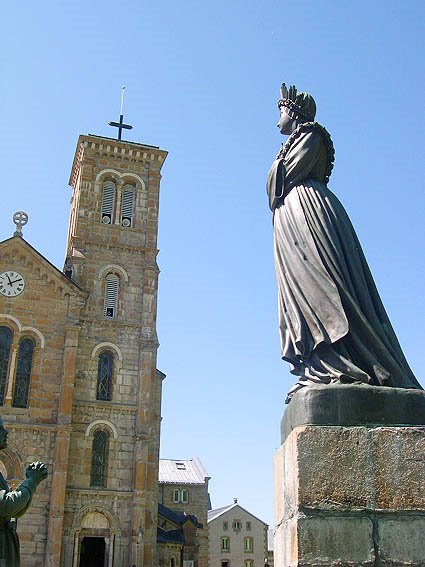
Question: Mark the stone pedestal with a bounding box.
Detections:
[274,385,425,567]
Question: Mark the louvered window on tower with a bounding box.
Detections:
[101,180,116,224]
[121,184,135,227]
[103,274,119,318]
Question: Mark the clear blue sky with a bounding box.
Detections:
[1,1,424,527]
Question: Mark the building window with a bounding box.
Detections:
[170,558,176,567]
[221,537,230,552]
[90,430,109,487]
[12,338,35,408]
[172,488,189,504]
[244,537,254,552]
[96,352,113,401]
[246,521,251,530]
[121,184,135,227]
[0,327,12,405]
[221,562,230,567]
[223,521,228,530]
[103,274,119,318]
[244,560,254,567]
[101,180,116,224]
[233,520,241,531]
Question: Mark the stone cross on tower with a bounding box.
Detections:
[108,86,133,140]
[13,211,29,237]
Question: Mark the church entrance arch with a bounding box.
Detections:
[79,536,106,567]
[72,509,118,567]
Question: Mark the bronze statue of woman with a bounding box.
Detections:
[267,84,422,403]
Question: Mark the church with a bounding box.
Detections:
[0,127,168,565]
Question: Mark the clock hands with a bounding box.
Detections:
[9,277,23,285]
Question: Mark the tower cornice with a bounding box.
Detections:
[69,134,168,188]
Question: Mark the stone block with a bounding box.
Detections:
[282,425,425,512]
[275,514,376,566]
[301,516,374,565]
[379,517,425,565]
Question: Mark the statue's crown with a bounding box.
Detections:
[278,83,316,122]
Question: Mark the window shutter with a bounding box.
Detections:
[121,185,135,227]
[101,181,116,224]
[103,274,119,318]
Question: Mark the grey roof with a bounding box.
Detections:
[208,502,268,527]
[159,457,210,485]
[158,503,202,529]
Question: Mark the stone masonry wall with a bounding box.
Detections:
[274,425,425,567]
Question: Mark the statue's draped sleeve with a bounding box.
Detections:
[267,130,325,212]
[0,475,34,518]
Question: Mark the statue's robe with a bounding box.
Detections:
[267,123,422,400]
[0,472,33,567]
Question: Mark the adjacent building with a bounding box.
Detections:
[157,502,203,567]
[159,458,211,567]
[208,499,268,567]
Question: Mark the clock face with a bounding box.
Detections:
[0,271,26,297]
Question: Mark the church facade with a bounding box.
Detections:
[0,132,167,566]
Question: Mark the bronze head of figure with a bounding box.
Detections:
[277,83,316,130]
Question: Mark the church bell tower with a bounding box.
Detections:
[62,128,167,565]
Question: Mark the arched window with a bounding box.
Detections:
[101,180,116,224]
[0,327,13,405]
[103,274,119,318]
[96,352,113,401]
[121,184,135,227]
[12,338,35,408]
[90,429,109,487]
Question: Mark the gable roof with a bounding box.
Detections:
[0,236,85,296]
[207,502,268,527]
[157,527,185,545]
[158,503,202,529]
[159,458,210,485]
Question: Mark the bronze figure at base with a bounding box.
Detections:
[0,417,47,567]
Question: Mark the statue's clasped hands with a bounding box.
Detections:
[26,461,48,487]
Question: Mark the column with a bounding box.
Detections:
[45,324,80,567]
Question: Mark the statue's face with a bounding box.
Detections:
[277,106,295,135]
[0,422,8,450]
